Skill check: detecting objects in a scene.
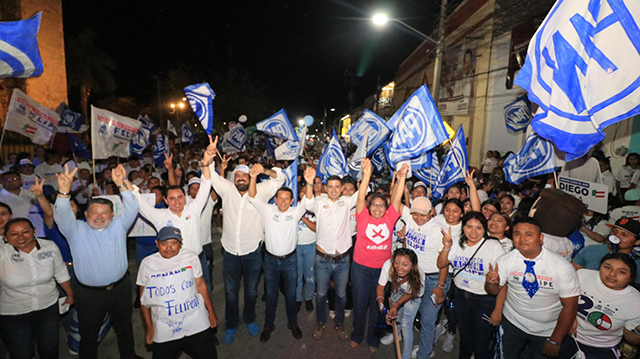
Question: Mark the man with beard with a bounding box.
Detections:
[209,154,285,343]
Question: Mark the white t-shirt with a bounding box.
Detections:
[34,163,63,190]
[378,259,425,298]
[482,157,498,174]
[20,174,38,190]
[401,207,442,274]
[448,238,505,295]
[477,189,489,204]
[498,237,513,252]
[349,207,357,237]
[630,170,640,187]
[497,248,581,337]
[560,157,602,184]
[615,166,638,189]
[542,233,573,261]
[575,269,640,348]
[136,249,209,343]
[248,198,308,256]
[601,170,617,195]
[297,211,317,245]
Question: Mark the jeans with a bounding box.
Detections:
[558,336,619,359]
[264,254,298,327]
[417,273,451,359]
[198,251,212,294]
[0,303,59,359]
[394,293,421,359]
[222,247,263,329]
[350,262,382,348]
[202,243,214,292]
[296,243,316,302]
[502,317,547,359]
[152,328,217,359]
[452,286,497,359]
[315,253,350,326]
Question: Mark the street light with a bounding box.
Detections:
[168,99,187,152]
[372,14,388,25]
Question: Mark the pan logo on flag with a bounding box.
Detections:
[16,103,26,115]
[99,124,109,136]
[262,121,290,140]
[390,106,426,155]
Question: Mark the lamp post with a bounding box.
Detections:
[372,4,447,103]
[169,100,186,153]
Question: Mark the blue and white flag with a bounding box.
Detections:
[265,136,277,158]
[55,102,84,131]
[347,109,390,156]
[514,0,640,161]
[504,95,532,132]
[371,146,386,173]
[413,151,441,187]
[5,89,59,145]
[66,133,91,158]
[228,123,246,151]
[386,85,449,163]
[184,83,215,135]
[167,120,177,136]
[256,109,298,142]
[317,130,348,182]
[0,12,44,78]
[503,132,557,185]
[181,123,195,145]
[131,115,155,156]
[271,158,299,206]
[384,141,431,171]
[348,130,367,179]
[432,126,468,199]
[91,106,141,160]
[153,133,168,167]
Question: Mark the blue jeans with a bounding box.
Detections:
[315,253,350,325]
[296,243,316,302]
[264,254,298,327]
[198,251,212,294]
[395,294,421,359]
[0,303,59,359]
[350,262,382,347]
[223,247,263,329]
[452,286,497,359]
[417,273,451,359]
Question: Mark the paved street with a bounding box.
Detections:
[56,231,460,359]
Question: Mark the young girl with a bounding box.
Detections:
[376,248,424,359]
[499,194,516,218]
[616,152,640,192]
[488,212,513,251]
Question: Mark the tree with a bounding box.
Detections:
[65,28,117,116]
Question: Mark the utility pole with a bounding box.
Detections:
[431,0,448,103]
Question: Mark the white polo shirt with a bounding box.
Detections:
[497,247,581,337]
[305,193,358,255]
[249,198,309,256]
[0,188,37,219]
[0,240,70,315]
[134,178,213,254]
[186,194,217,246]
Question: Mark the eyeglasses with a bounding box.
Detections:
[370,203,386,208]
[2,177,19,182]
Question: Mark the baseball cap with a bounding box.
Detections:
[157,226,183,242]
[624,189,640,202]
[410,197,432,215]
[606,218,640,237]
[411,181,428,192]
[234,165,250,178]
[19,159,33,166]
[188,177,201,187]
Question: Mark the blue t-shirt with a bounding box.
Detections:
[573,244,640,283]
[44,222,72,263]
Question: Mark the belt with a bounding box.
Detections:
[78,273,128,291]
[265,249,296,260]
[316,249,350,261]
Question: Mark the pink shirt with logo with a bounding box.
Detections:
[353,205,401,268]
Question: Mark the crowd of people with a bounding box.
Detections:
[0,137,639,359]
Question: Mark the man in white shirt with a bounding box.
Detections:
[0,171,37,219]
[34,150,63,190]
[247,165,314,342]
[304,174,358,341]
[209,148,285,344]
[19,159,38,190]
[485,217,581,359]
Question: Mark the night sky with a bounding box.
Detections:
[62,0,441,121]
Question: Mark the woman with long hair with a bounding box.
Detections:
[488,212,513,251]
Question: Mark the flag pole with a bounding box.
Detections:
[90,106,97,187]
[0,121,6,158]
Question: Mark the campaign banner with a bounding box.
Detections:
[4,89,59,144]
[558,176,608,214]
[91,106,141,159]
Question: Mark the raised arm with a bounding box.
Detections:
[464,169,481,212]
[356,158,373,214]
[165,153,178,186]
[112,164,140,230]
[31,177,54,228]
[54,165,80,235]
[303,167,316,200]
[200,135,218,180]
[391,163,408,211]
[248,164,264,199]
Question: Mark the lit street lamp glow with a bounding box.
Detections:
[298,119,304,126]
[372,13,388,26]
[178,102,185,109]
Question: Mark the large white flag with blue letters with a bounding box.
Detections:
[317,130,348,182]
[386,85,449,163]
[184,83,215,135]
[503,132,557,184]
[256,109,298,142]
[347,109,390,156]
[0,12,43,78]
[432,125,468,199]
[5,89,59,145]
[91,106,141,159]
[514,0,640,161]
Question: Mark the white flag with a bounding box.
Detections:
[91,106,141,159]
[167,120,178,136]
[4,89,59,144]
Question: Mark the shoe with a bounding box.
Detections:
[380,332,395,345]
[296,301,302,312]
[68,348,79,356]
[247,322,260,337]
[260,326,275,343]
[411,345,419,359]
[305,300,314,312]
[288,323,302,339]
[335,325,349,341]
[434,323,446,343]
[223,328,238,344]
[313,323,326,340]
[329,310,335,319]
[442,332,454,352]
[345,309,352,318]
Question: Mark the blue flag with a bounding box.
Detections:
[256,109,298,142]
[317,130,348,182]
[181,123,195,145]
[371,146,386,173]
[432,126,468,199]
[55,102,84,131]
[347,109,390,156]
[386,85,449,163]
[131,115,156,156]
[184,83,215,135]
[504,95,532,132]
[348,130,367,179]
[228,123,246,151]
[278,158,299,206]
[265,136,277,158]
[514,0,640,161]
[413,151,441,187]
[384,141,431,171]
[503,132,557,185]
[153,133,168,167]
[0,12,44,78]
[66,133,91,158]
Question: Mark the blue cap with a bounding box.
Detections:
[157,226,182,242]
